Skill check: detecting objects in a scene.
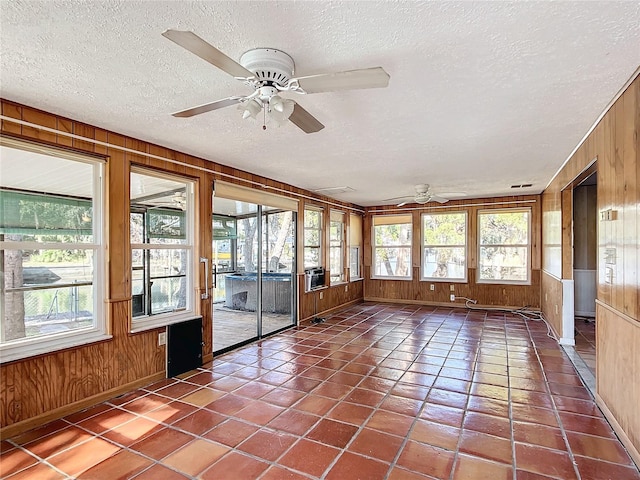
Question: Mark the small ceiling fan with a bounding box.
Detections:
[161,29,390,133]
[384,184,449,207]
[140,191,187,211]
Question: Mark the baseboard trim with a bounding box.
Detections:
[363,297,537,311]
[0,371,165,440]
[300,298,363,324]
[596,393,640,468]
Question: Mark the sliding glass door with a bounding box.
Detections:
[261,208,295,337]
[212,188,296,354]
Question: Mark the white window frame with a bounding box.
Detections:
[303,206,323,269]
[349,213,363,281]
[371,214,413,280]
[349,246,361,281]
[421,212,468,282]
[130,167,197,333]
[477,208,531,285]
[329,210,345,284]
[0,138,109,363]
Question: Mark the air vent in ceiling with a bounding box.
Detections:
[511,183,533,189]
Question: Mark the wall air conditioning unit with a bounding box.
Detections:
[304,267,325,292]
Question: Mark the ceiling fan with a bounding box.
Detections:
[141,191,187,211]
[161,29,390,133]
[384,184,449,207]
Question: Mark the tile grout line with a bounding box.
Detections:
[524,315,583,480]
[446,308,484,480]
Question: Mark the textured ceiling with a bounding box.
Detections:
[1,1,638,206]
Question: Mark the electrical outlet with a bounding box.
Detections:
[450,294,455,302]
[319,291,324,300]
[430,284,435,291]
[545,293,548,302]
[345,284,348,292]
[450,285,455,292]
[158,332,166,346]
[555,305,559,314]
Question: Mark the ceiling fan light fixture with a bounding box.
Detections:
[239,99,262,119]
[270,95,285,113]
[268,98,295,125]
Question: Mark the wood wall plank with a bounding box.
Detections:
[0,103,22,135]
[597,302,640,462]
[561,189,573,279]
[621,82,638,318]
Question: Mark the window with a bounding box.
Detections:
[478,208,531,283]
[329,210,344,284]
[0,138,107,363]
[372,215,412,279]
[349,214,362,281]
[422,212,467,281]
[349,247,360,280]
[303,207,323,269]
[130,168,196,332]
[263,210,295,274]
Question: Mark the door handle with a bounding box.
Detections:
[200,257,209,300]
[212,263,217,289]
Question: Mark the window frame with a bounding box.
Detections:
[130,167,197,333]
[349,213,363,282]
[303,206,323,269]
[421,211,468,283]
[477,207,532,285]
[0,137,109,363]
[329,210,345,284]
[349,246,361,281]
[371,214,413,280]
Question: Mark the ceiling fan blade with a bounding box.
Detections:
[397,201,409,207]
[291,67,390,94]
[162,29,253,78]
[289,102,324,133]
[172,97,243,118]
[431,195,449,204]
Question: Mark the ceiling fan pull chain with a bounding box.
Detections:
[263,104,267,130]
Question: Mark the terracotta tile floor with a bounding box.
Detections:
[574,317,596,376]
[2,303,639,479]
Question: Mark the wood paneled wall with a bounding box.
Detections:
[362,196,542,309]
[298,277,364,323]
[540,271,563,336]
[541,74,639,461]
[0,100,363,436]
[596,302,640,465]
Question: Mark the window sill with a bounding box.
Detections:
[305,285,328,293]
[0,331,112,364]
[131,311,199,334]
[421,278,468,283]
[350,277,364,282]
[476,279,531,286]
[371,276,413,281]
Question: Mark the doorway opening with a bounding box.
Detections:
[573,171,597,377]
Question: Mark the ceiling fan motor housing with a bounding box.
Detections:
[240,48,295,88]
[414,184,431,203]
